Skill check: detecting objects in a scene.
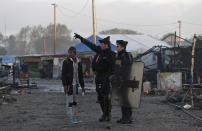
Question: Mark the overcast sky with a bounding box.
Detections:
[0,0,202,38]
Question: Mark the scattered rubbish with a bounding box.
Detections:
[183,104,191,110]
[155,90,166,96]
[0,85,11,94]
[27,91,32,94]
[9,90,19,95]
[0,95,17,105]
[105,126,111,129]
[9,89,26,95]
[196,127,202,131]
[2,101,8,105]
[30,82,37,87]
[143,81,151,96]
[167,96,179,103]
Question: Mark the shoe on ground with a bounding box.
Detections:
[105,115,111,121]
[116,118,123,123]
[120,119,132,124]
[99,115,106,122]
[71,116,80,124]
[117,118,132,124]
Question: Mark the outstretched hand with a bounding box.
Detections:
[74,33,82,39]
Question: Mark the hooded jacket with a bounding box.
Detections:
[61,57,84,88]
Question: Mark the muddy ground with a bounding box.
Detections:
[0,80,202,131]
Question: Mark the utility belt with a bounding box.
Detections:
[96,72,110,77]
[95,74,111,94]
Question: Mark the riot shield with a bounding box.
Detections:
[111,61,144,109]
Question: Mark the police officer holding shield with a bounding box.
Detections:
[74,33,115,122]
[114,40,133,124]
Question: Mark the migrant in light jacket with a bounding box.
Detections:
[61,57,84,95]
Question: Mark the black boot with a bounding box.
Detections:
[99,102,106,122]
[99,114,106,122]
[117,117,132,124]
[105,113,111,121]
[117,106,133,124]
[120,119,132,124]
[104,98,111,122]
[116,118,123,123]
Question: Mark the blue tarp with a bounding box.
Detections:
[2,56,15,65]
[74,35,116,52]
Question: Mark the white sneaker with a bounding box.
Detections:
[72,116,79,124]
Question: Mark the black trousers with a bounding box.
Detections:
[95,74,111,117]
[120,87,132,120]
[121,106,132,120]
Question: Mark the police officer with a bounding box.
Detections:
[74,33,115,122]
[114,40,133,124]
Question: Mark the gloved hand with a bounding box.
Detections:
[74,33,82,40]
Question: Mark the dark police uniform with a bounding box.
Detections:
[114,40,133,124]
[74,34,115,121]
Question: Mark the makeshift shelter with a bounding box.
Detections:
[100,34,170,53]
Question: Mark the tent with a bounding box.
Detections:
[74,35,116,52]
[100,34,170,53]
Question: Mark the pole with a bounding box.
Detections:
[92,0,96,45]
[52,3,57,55]
[4,23,7,37]
[178,20,182,45]
[190,34,197,108]
[4,17,7,37]
[43,39,46,54]
[13,64,16,87]
[174,31,176,69]
[170,34,192,45]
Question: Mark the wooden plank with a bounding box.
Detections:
[0,86,11,95]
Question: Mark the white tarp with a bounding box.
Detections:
[158,72,182,91]
[100,34,170,53]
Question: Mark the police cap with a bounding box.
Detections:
[116,40,128,48]
[99,36,110,45]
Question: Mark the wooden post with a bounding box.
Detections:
[92,0,96,45]
[190,34,197,108]
[178,20,182,45]
[52,3,57,55]
[174,31,176,68]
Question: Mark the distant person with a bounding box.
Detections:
[20,61,29,79]
[74,33,115,122]
[20,61,28,73]
[61,46,85,124]
[15,62,21,79]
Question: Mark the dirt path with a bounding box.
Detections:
[0,89,201,131]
